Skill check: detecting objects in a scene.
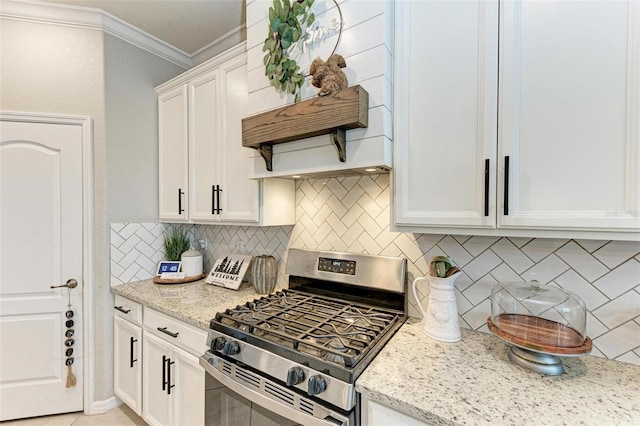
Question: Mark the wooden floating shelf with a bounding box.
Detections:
[242,85,369,171]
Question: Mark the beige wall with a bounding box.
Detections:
[1,18,184,404]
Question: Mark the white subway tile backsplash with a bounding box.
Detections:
[462,275,498,305]
[556,241,609,281]
[491,238,534,273]
[506,237,533,248]
[463,250,502,281]
[554,270,608,311]
[592,290,640,329]
[489,263,521,284]
[437,236,474,267]
[462,299,492,330]
[462,236,500,256]
[520,238,569,262]
[616,350,640,365]
[520,254,569,284]
[593,241,640,269]
[416,234,444,254]
[593,259,640,299]
[586,312,609,340]
[575,239,609,253]
[110,177,640,366]
[593,321,640,359]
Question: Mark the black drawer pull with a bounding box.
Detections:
[167,358,175,395]
[114,306,130,314]
[178,188,184,215]
[162,355,168,391]
[157,326,179,338]
[211,185,216,214]
[129,337,137,368]
[484,158,490,217]
[503,156,510,216]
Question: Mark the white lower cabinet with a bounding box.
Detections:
[114,316,142,415]
[114,296,207,426]
[113,296,143,415]
[361,395,435,426]
[142,332,205,426]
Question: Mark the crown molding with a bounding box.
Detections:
[0,0,192,69]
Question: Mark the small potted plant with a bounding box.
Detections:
[163,228,191,261]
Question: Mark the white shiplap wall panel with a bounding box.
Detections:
[246,0,393,114]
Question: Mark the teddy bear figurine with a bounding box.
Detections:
[309,54,348,97]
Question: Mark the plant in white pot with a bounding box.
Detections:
[163,228,190,261]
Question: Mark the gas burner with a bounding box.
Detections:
[323,338,351,365]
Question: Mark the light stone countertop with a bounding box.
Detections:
[356,319,640,426]
[111,278,262,330]
[111,281,640,424]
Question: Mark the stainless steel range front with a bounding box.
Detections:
[199,249,407,426]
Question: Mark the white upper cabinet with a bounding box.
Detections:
[394,0,640,240]
[498,0,640,232]
[394,0,499,228]
[157,43,295,226]
[158,86,189,222]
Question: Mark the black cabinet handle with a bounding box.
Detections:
[157,326,179,338]
[178,188,184,215]
[162,355,167,391]
[503,156,510,216]
[114,306,130,314]
[167,358,175,395]
[216,185,222,214]
[129,337,137,368]
[211,185,216,214]
[484,159,490,217]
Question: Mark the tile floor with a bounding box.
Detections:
[1,405,146,426]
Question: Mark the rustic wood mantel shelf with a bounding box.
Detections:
[241,85,369,171]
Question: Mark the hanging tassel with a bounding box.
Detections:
[66,364,77,388]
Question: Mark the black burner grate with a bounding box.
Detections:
[214,289,402,368]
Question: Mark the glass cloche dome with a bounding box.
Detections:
[487,280,592,375]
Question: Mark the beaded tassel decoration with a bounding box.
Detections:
[65,287,76,388]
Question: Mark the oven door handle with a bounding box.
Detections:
[199,353,348,426]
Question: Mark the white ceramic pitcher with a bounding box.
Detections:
[412,273,462,342]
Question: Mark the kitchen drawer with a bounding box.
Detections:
[143,307,207,356]
[114,295,143,326]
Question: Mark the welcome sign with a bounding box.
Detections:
[205,254,252,290]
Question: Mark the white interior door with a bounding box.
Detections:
[0,118,84,420]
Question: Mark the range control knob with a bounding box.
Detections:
[307,375,327,396]
[211,337,226,351]
[222,341,240,356]
[286,367,305,386]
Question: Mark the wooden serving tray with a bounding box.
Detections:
[487,314,592,355]
[153,273,206,285]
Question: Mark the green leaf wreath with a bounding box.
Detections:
[263,0,315,103]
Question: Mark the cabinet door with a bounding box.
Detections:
[189,69,221,222]
[219,56,260,223]
[394,0,499,228]
[159,86,189,222]
[172,345,205,426]
[362,395,434,426]
[114,317,142,415]
[499,0,640,231]
[142,332,172,426]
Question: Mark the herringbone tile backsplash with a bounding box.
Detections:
[110,175,640,366]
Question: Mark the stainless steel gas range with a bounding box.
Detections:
[199,249,407,425]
